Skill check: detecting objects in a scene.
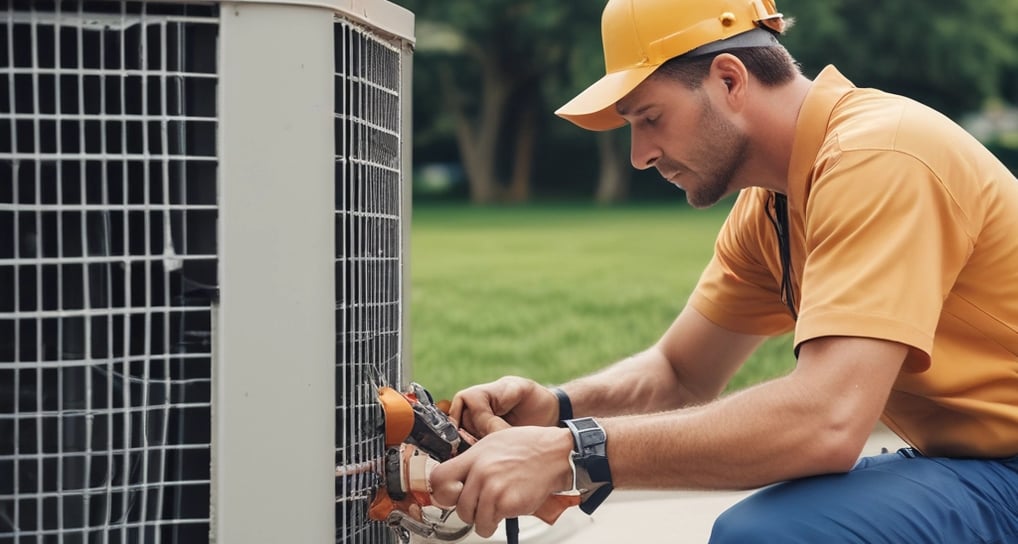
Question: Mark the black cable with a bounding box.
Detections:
[764,192,798,320]
[506,517,519,544]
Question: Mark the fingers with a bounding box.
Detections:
[429,455,468,509]
[452,376,552,437]
[451,385,505,438]
[448,394,466,426]
[471,488,501,538]
[471,409,512,436]
[429,426,576,539]
[430,452,501,538]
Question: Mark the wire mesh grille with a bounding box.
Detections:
[1,1,218,542]
[334,17,404,544]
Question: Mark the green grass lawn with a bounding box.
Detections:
[410,202,795,402]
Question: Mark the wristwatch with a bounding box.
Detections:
[563,417,614,514]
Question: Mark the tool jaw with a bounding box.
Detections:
[360,383,474,543]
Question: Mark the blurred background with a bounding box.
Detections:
[392,0,1018,401]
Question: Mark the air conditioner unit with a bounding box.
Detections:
[0,1,414,542]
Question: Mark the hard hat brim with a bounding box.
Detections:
[554,64,659,131]
[557,28,782,132]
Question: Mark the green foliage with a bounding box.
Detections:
[410,203,795,402]
[777,0,1018,117]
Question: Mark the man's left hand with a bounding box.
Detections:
[429,425,575,538]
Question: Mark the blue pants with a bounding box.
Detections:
[709,449,1018,543]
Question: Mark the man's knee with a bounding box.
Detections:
[708,495,795,544]
[708,484,834,544]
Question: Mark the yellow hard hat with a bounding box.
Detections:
[556,0,785,131]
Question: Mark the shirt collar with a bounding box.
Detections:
[787,65,856,209]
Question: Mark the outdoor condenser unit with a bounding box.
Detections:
[1,1,414,543]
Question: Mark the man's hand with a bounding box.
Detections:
[450,377,560,438]
[429,425,575,538]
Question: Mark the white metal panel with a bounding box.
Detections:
[214,2,335,543]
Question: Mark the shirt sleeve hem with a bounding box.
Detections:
[794,310,934,371]
[689,291,795,337]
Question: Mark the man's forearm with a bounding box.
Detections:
[557,306,765,420]
[559,347,694,418]
[599,337,906,490]
[601,376,846,490]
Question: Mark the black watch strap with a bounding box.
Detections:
[563,417,613,514]
[550,387,573,424]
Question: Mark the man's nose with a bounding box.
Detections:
[630,131,659,170]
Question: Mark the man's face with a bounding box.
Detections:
[617,75,749,208]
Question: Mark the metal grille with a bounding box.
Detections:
[0,2,218,542]
[334,17,405,544]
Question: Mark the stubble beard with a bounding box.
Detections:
[683,96,750,209]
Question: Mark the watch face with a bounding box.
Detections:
[577,426,606,447]
[570,418,606,444]
[568,417,607,451]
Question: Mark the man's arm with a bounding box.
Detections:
[451,305,766,436]
[565,305,768,418]
[603,334,907,489]
[432,332,908,537]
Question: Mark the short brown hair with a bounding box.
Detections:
[653,45,800,88]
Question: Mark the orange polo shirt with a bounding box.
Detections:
[690,66,1018,458]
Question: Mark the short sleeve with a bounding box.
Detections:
[689,190,797,336]
[795,149,975,370]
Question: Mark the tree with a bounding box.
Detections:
[542,6,633,204]
[779,0,1018,118]
[396,0,598,204]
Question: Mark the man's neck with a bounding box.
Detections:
[739,74,814,195]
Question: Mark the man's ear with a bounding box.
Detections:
[710,53,749,108]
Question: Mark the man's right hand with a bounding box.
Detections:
[449,376,561,438]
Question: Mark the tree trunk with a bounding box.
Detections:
[595,130,631,204]
[442,62,509,204]
[506,100,537,203]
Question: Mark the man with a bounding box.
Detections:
[429,0,1018,541]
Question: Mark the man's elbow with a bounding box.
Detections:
[809,422,872,474]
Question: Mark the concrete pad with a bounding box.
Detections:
[459,425,908,544]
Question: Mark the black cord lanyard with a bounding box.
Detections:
[765,192,798,321]
[506,517,519,544]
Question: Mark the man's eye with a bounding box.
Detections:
[644,116,659,127]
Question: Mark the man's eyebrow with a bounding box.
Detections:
[616,102,652,117]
